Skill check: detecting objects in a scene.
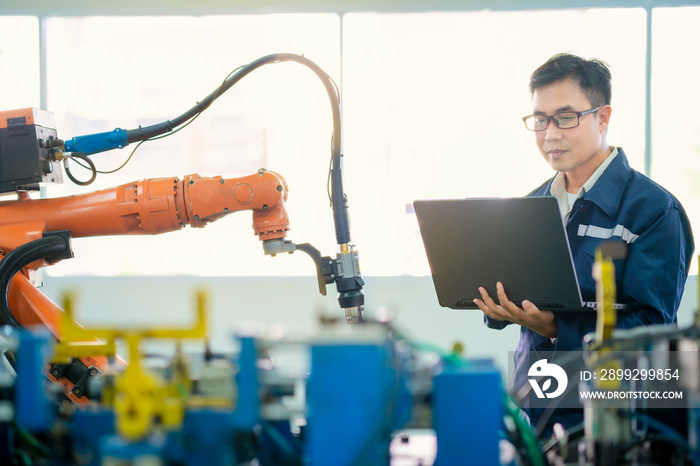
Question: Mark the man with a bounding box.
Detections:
[475,53,695,436]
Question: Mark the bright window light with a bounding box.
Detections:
[0,17,40,109]
[43,15,340,277]
[651,7,700,274]
[343,8,646,276]
[18,8,691,278]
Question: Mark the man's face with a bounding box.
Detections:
[531,78,610,179]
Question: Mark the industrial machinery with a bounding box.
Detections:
[0,53,364,410]
[0,290,506,465]
[0,53,364,331]
[517,244,700,466]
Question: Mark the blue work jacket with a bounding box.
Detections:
[485,148,695,434]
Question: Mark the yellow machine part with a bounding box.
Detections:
[56,290,209,440]
[592,248,620,390]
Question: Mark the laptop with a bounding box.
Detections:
[413,197,585,311]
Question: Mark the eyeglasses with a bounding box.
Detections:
[522,106,603,132]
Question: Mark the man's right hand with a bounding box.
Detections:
[474,281,558,338]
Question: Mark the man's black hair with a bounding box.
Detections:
[529,53,612,107]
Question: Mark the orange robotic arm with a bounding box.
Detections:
[0,169,289,243]
[0,168,290,336]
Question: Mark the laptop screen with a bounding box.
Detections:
[414,197,584,311]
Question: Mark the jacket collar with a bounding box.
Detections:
[579,147,632,218]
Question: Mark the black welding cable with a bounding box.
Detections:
[124,53,340,144]
[71,53,351,244]
[0,236,70,328]
[122,53,350,244]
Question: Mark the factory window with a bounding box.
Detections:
[651,7,700,261]
[10,8,695,277]
[0,17,40,109]
[342,8,646,275]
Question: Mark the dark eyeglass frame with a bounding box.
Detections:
[522,106,604,132]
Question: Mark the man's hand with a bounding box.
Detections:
[474,281,558,338]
